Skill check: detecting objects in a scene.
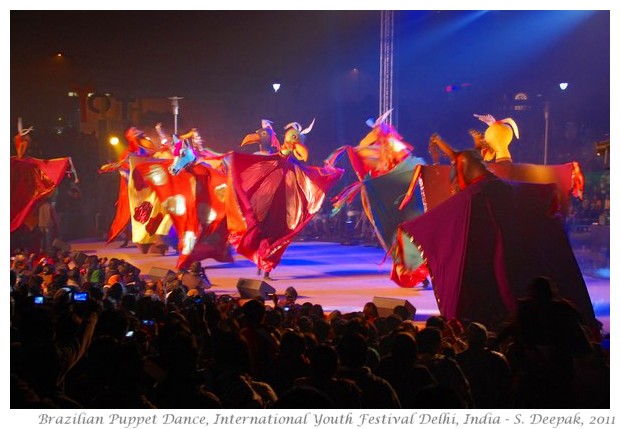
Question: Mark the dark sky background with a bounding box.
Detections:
[10,10,610,165]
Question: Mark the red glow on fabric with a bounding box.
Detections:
[106,177,130,243]
[10,156,71,232]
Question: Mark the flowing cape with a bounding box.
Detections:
[392,161,582,288]
[106,172,131,243]
[11,156,72,232]
[226,152,343,271]
[399,175,595,329]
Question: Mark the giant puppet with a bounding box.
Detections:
[155,119,342,276]
[225,119,343,278]
[130,127,233,269]
[326,111,428,283]
[392,115,594,330]
[99,126,174,254]
[11,118,79,250]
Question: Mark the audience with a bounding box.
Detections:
[9,249,608,409]
[456,322,513,408]
[416,327,473,408]
[374,331,437,408]
[294,344,362,408]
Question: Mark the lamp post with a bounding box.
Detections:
[168,96,184,134]
[272,82,280,123]
[543,102,550,165]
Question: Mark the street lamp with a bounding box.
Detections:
[168,96,184,134]
[543,102,550,165]
[271,83,281,123]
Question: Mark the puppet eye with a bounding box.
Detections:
[180,149,186,157]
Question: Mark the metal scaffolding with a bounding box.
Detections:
[379,10,395,125]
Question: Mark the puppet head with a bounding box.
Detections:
[283,119,314,162]
[473,114,519,162]
[169,137,196,175]
[241,119,281,153]
[125,127,156,154]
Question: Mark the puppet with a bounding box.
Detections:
[226,120,343,279]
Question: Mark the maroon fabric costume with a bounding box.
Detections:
[399,174,595,329]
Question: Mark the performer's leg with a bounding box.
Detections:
[120,224,131,248]
[40,227,53,254]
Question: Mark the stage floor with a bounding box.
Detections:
[69,239,611,335]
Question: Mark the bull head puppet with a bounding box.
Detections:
[240,119,281,154]
[282,119,314,162]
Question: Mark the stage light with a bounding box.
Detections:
[109,136,120,146]
[272,83,281,93]
[559,82,569,91]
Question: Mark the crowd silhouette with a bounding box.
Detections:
[10,249,609,409]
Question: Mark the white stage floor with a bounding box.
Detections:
[69,239,611,335]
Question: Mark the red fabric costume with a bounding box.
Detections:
[226,152,343,272]
[132,158,232,269]
[11,156,73,232]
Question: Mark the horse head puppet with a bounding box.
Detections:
[240,119,281,154]
[169,132,197,175]
[282,119,314,162]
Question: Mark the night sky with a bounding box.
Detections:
[10,9,611,164]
